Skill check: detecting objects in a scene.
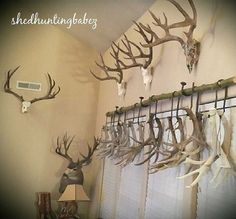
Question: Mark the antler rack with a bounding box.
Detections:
[106,77,236,117]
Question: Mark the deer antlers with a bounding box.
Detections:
[141,0,197,47]
[112,21,153,70]
[55,133,99,193]
[140,0,199,72]
[4,66,60,113]
[55,133,99,168]
[91,0,199,90]
[90,46,123,84]
[90,20,155,94]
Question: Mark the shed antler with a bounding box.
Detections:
[149,108,206,173]
[140,0,200,72]
[4,66,60,113]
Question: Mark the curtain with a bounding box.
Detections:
[144,116,186,219]
[196,108,236,219]
[99,158,121,219]
[99,105,236,219]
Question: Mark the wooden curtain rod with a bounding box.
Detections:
[106,76,236,117]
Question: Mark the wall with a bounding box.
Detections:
[0,11,99,219]
[91,0,236,218]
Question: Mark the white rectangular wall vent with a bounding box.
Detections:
[16,81,42,92]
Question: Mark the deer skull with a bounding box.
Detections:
[140,0,199,73]
[22,101,31,113]
[4,67,60,113]
[117,82,126,97]
[141,67,152,91]
[183,39,200,73]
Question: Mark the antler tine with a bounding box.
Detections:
[124,35,147,59]
[111,41,136,70]
[4,66,24,102]
[30,73,60,103]
[63,132,75,150]
[185,0,197,39]
[98,53,113,71]
[167,0,197,40]
[133,21,154,68]
[47,73,61,97]
[78,137,99,166]
[90,69,118,82]
[167,0,196,28]
[133,21,153,44]
[55,133,74,162]
[138,0,198,72]
[110,43,125,70]
[121,35,141,66]
[112,41,126,57]
[91,52,123,84]
[114,32,153,70]
[148,10,167,29]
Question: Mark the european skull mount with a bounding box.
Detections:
[140,0,200,73]
[3,66,60,113]
[55,133,99,193]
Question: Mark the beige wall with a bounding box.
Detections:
[91,0,236,218]
[1,0,236,219]
[0,19,99,218]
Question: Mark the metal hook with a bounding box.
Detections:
[223,87,228,113]
[148,101,152,115]
[119,107,123,123]
[190,82,195,110]
[112,113,115,126]
[124,110,127,123]
[155,99,158,118]
[139,96,148,107]
[214,89,218,109]
[217,79,224,88]
[171,91,176,118]
[132,103,138,122]
[176,86,182,118]
[180,81,191,96]
[115,106,121,124]
[195,92,201,115]
[138,104,142,124]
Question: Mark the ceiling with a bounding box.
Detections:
[2,0,156,52]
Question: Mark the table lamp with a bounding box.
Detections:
[58,184,90,219]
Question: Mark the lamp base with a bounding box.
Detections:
[58,201,80,219]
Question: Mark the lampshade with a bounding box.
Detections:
[58,184,90,202]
